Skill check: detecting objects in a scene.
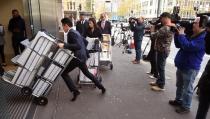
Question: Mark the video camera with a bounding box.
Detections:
[148,6,195,37]
[129,17,138,24]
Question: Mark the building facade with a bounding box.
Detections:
[140,0,210,18]
[62,0,94,20]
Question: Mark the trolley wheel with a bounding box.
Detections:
[110,63,113,70]
[21,87,32,96]
[34,96,48,106]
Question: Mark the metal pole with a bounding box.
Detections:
[157,0,161,17]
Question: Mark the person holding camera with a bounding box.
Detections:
[130,17,145,64]
[169,16,208,114]
[195,21,210,119]
[149,12,174,91]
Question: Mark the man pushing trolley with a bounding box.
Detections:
[58,18,106,101]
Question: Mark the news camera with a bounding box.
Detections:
[129,17,138,24]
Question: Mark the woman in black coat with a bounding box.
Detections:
[85,18,102,40]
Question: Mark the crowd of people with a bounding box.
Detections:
[0,8,210,119]
[133,12,210,118]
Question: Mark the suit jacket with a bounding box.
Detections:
[64,28,87,63]
[97,20,112,35]
[76,20,89,37]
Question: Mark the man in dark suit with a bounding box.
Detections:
[59,18,106,102]
[97,13,112,35]
[76,14,89,37]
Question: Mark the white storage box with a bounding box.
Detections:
[43,63,62,82]
[12,67,36,87]
[30,31,56,56]
[53,49,72,66]
[17,48,32,66]
[32,79,52,97]
[86,53,99,67]
[86,37,98,50]
[79,67,97,83]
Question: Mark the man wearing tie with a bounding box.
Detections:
[97,13,112,35]
[76,14,89,37]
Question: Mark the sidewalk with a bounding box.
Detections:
[31,46,208,119]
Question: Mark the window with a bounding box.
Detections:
[70,2,72,10]
[73,2,75,10]
[150,0,153,6]
[67,2,70,10]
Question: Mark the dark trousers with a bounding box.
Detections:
[196,92,210,119]
[134,40,142,61]
[156,51,168,88]
[12,34,25,56]
[196,60,210,119]
[61,59,104,93]
[150,51,158,78]
[0,45,5,63]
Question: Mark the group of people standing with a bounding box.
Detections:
[142,12,210,118]
[128,12,210,118]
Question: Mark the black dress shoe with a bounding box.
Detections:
[101,88,106,94]
[175,106,190,114]
[169,100,182,107]
[71,91,80,102]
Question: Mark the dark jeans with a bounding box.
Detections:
[61,59,104,93]
[196,91,210,119]
[0,45,5,63]
[12,34,25,56]
[134,40,142,61]
[156,51,168,88]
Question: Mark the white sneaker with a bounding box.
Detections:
[149,75,156,79]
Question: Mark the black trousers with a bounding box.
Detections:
[150,50,158,78]
[0,45,5,63]
[12,34,25,56]
[61,59,104,93]
[196,60,210,119]
[196,91,210,119]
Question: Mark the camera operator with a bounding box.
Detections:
[196,21,210,119]
[169,16,208,114]
[149,12,174,91]
[129,17,145,64]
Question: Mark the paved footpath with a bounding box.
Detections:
[31,46,209,119]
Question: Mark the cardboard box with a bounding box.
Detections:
[101,43,109,51]
[102,34,111,42]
